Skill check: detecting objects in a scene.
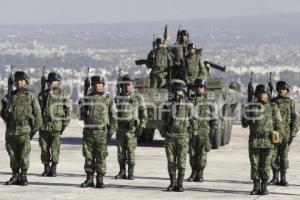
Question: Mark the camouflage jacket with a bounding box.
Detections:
[115,92,147,132]
[191,93,218,138]
[1,88,42,136]
[162,96,193,139]
[39,88,71,132]
[149,48,173,75]
[83,92,117,133]
[185,53,208,84]
[272,96,299,138]
[242,101,283,149]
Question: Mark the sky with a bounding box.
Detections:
[0,0,300,25]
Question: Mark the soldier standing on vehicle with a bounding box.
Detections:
[80,75,117,188]
[187,79,217,182]
[161,79,193,192]
[242,84,283,195]
[1,71,42,186]
[38,72,71,177]
[114,74,147,180]
[269,81,299,186]
[147,38,173,88]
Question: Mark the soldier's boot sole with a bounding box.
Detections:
[80,182,94,188]
[166,184,176,192]
[115,174,127,179]
[279,180,289,186]
[95,182,105,188]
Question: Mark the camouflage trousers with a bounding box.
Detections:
[116,130,137,166]
[271,138,290,171]
[188,135,210,172]
[5,134,31,172]
[39,131,61,164]
[249,148,273,181]
[150,73,165,88]
[165,136,188,178]
[82,128,108,175]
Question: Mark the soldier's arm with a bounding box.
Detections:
[1,96,10,121]
[273,104,284,134]
[31,93,43,131]
[290,100,299,137]
[137,95,147,128]
[209,102,218,131]
[62,93,72,129]
[108,96,118,133]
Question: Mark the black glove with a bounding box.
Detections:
[288,136,294,145]
[135,127,143,138]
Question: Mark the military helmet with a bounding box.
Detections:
[276,81,290,92]
[194,79,207,88]
[155,38,164,44]
[91,75,105,85]
[47,72,62,82]
[171,79,186,91]
[255,84,269,95]
[121,74,134,84]
[180,30,189,36]
[14,71,30,84]
[187,43,196,49]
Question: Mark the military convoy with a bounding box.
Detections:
[132,25,240,149]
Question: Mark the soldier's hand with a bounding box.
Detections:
[288,136,294,145]
[135,127,143,138]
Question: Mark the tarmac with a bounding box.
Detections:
[0,119,300,200]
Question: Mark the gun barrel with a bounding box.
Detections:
[204,61,226,72]
[135,59,148,66]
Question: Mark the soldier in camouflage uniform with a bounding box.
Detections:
[146,38,173,88]
[187,79,217,182]
[114,74,147,180]
[38,72,71,177]
[80,75,117,188]
[269,81,299,186]
[161,79,193,192]
[242,84,283,195]
[1,71,42,186]
[185,43,209,84]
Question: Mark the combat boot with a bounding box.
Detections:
[279,169,289,186]
[115,164,126,179]
[80,172,94,188]
[174,174,184,192]
[127,165,134,180]
[250,179,260,195]
[19,170,28,186]
[260,180,269,195]
[4,171,20,185]
[166,175,176,192]
[41,163,50,177]
[187,170,197,182]
[268,170,279,185]
[48,162,57,177]
[95,173,105,188]
[195,169,204,182]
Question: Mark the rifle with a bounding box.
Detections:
[268,72,275,98]
[247,71,254,102]
[116,68,122,96]
[204,61,226,72]
[175,24,181,44]
[6,65,14,112]
[78,67,90,120]
[39,66,47,109]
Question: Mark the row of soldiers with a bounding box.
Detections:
[1,70,299,195]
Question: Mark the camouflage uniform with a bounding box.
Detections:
[185,51,208,84]
[269,81,299,186]
[1,71,42,186]
[80,76,117,188]
[39,77,71,176]
[188,85,217,182]
[115,75,147,180]
[162,80,193,192]
[242,84,283,195]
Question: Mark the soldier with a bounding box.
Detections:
[147,38,173,88]
[38,72,71,177]
[161,79,193,192]
[1,71,42,186]
[185,43,209,84]
[80,75,117,188]
[242,84,283,195]
[187,79,217,182]
[114,74,147,180]
[269,81,299,186]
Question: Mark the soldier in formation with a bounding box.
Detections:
[114,74,147,180]
[242,84,283,195]
[38,72,71,177]
[1,71,42,186]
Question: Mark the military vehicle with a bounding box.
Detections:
[124,25,240,149]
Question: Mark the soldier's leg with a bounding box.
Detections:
[279,140,290,186]
[150,74,157,88]
[249,148,260,195]
[187,135,198,182]
[19,134,31,186]
[48,132,61,177]
[157,74,165,88]
[165,138,177,191]
[94,132,106,188]
[5,136,21,185]
[115,132,127,179]
[269,146,280,185]
[81,132,95,187]
[127,135,137,180]
[260,149,272,195]
[197,143,208,182]
[175,137,188,192]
